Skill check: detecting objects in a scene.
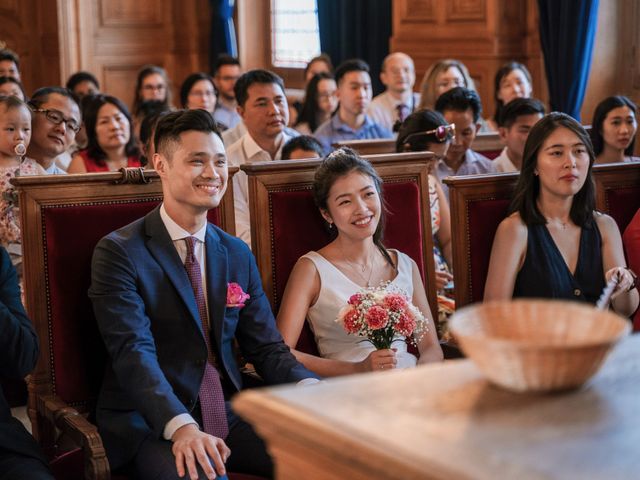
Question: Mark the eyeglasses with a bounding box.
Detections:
[32,108,81,133]
[402,123,455,144]
[142,84,166,92]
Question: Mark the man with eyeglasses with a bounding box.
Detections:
[26,87,81,175]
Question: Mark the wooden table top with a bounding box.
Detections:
[233,334,640,480]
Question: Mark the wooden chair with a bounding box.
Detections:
[472,132,503,159]
[445,173,519,309]
[14,168,245,480]
[241,152,438,354]
[446,162,640,309]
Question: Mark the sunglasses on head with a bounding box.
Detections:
[402,123,455,145]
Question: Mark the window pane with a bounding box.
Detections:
[271,0,321,68]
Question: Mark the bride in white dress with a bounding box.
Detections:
[277,148,443,377]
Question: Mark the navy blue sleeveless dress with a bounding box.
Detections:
[513,222,605,304]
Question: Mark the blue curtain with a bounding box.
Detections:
[317,0,392,95]
[537,0,599,121]
[209,0,237,72]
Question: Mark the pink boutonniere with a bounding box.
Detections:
[227,282,250,308]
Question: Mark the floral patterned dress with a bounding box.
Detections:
[429,175,455,340]
[0,160,41,280]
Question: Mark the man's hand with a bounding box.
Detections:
[171,423,231,479]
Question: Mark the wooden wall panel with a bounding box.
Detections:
[391,0,543,120]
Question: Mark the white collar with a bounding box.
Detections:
[242,131,286,160]
[159,203,207,243]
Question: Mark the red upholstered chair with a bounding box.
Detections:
[241,152,438,355]
[445,173,519,308]
[472,132,503,160]
[14,168,238,480]
[593,162,640,233]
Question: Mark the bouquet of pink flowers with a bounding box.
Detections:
[336,283,429,350]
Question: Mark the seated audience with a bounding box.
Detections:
[294,72,337,135]
[0,48,20,80]
[68,94,140,173]
[489,62,534,131]
[0,245,55,480]
[623,208,640,326]
[132,99,170,162]
[591,95,639,164]
[396,109,455,336]
[89,109,318,480]
[368,52,420,132]
[0,97,40,282]
[435,86,496,199]
[281,135,323,160]
[180,72,217,114]
[65,71,100,99]
[227,69,295,246]
[212,55,242,130]
[277,148,443,376]
[132,65,172,135]
[495,97,545,172]
[485,113,639,317]
[0,76,26,101]
[26,87,81,174]
[314,59,393,155]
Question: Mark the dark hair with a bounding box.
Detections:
[510,112,596,227]
[396,109,451,152]
[154,109,221,159]
[139,104,171,166]
[213,54,241,76]
[304,53,333,77]
[296,72,335,132]
[313,147,395,268]
[0,48,19,69]
[66,71,100,93]
[493,62,532,122]
[497,97,545,128]
[590,95,637,156]
[234,69,285,108]
[29,86,80,113]
[0,95,30,117]
[180,72,215,108]
[282,135,324,160]
[83,94,139,164]
[334,59,369,85]
[0,76,26,100]
[132,65,171,116]
[435,86,482,123]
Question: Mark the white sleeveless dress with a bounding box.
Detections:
[302,250,418,368]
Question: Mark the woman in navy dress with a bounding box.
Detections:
[484,112,638,317]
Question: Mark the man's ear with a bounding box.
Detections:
[475,122,481,134]
[380,70,389,88]
[236,104,245,119]
[498,126,508,143]
[153,152,168,176]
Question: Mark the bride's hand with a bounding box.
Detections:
[357,349,397,373]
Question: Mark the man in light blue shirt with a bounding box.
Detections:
[212,55,242,130]
[314,59,393,155]
[435,87,497,200]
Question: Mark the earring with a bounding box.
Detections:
[328,222,334,229]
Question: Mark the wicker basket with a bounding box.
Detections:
[449,300,631,392]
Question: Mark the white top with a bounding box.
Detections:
[367,91,421,132]
[302,250,417,368]
[493,147,519,173]
[221,121,247,148]
[227,131,293,247]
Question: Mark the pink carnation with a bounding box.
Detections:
[227,282,250,307]
[348,293,364,306]
[393,313,417,336]
[365,305,389,330]
[383,293,408,311]
[343,308,361,334]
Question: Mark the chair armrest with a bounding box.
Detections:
[36,394,111,480]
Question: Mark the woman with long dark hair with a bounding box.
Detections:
[68,94,140,173]
[591,95,639,164]
[295,72,337,135]
[485,112,638,316]
[276,148,443,377]
[489,61,533,131]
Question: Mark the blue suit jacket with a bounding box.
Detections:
[89,207,318,469]
[0,247,47,465]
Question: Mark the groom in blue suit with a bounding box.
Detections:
[89,109,319,480]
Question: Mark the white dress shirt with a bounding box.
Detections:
[227,131,292,247]
[367,91,421,132]
[493,147,519,173]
